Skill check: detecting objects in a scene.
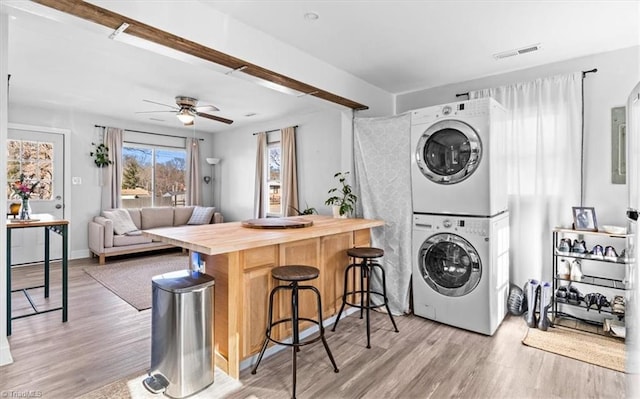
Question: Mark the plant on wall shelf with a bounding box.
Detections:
[90,142,112,168]
[325,171,357,217]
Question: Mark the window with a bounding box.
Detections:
[6,139,54,200]
[121,144,186,208]
[267,142,281,216]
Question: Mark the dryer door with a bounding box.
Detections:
[418,233,482,297]
[415,119,482,184]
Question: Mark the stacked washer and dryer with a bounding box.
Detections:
[410,97,510,336]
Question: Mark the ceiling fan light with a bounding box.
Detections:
[176,108,195,124]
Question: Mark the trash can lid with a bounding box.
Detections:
[152,270,215,293]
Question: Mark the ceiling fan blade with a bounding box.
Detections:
[196,112,234,125]
[135,110,175,114]
[143,99,178,110]
[194,104,220,112]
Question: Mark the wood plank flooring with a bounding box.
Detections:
[0,257,626,398]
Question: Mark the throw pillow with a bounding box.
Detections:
[187,206,216,225]
[102,209,139,235]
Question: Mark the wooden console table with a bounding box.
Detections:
[6,214,69,336]
[143,215,384,379]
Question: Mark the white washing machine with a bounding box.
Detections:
[410,97,507,216]
[412,212,509,335]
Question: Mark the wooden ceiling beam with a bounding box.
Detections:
[31,0,369,111]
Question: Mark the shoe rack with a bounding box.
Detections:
[551,228,633,335]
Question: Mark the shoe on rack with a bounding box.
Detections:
[569,259,583,282]
[567,286,584,305]
[611,295,625,316]
[571,239,587,254]
[555,286,568,303]
[604,246,619,261]
[558,238,572,252]
[589,244,604,259]
[584,292,610,313]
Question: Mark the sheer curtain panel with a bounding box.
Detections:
[253,132,267,218]
[186,137,201,206]
[101,127,123,210]
[470,72,582,286]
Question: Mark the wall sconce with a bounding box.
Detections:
[206,157,220,165]
[203,176,212,184]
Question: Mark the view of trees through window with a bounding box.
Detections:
[268,143,281,215]
[6,139,54,200]
[121,144,186,208]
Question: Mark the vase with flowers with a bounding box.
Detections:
[10,173,39,220]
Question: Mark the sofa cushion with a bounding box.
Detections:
[113,234,153,246]
[102,209,139,235]
[127,209,142,230]
[187,206,216,225]
[140,207,174,229]
[174,206,195,226]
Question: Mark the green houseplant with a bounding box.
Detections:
[90,142,113,168]
[325,171,357,218]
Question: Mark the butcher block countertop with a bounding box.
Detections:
[142,215,385,255]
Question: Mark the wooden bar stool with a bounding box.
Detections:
[251,265,339,399]
[332,247,399,348]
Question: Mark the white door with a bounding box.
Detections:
[7,127,65,264]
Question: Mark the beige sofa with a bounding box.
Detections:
[88,206,223,264]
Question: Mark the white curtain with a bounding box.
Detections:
[101,127,123,210]
[354,113,413,314]
[253,132,267,218]
[185,137,201,206]
[281,127,299,216]
[470,72,582,286]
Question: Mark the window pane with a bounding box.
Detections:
[155,149,186,207]
[21,141,38,161]
[7,140,20,160]
[268,145,281,215]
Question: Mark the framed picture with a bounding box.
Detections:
[572,206,598,231]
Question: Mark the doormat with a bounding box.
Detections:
[84,253,188,311]
[522,325,625,372]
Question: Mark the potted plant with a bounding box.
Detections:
[325,171,357,218]
[90,142,113,168]
[290,204,318,215]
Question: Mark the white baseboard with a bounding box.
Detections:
[0,336,14,366]
[71,249,91,260]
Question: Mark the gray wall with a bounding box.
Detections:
[397,46,640,226]
[212,108,343,222]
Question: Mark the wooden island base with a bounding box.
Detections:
[143,215,384,379]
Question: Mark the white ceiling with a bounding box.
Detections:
[5,1,640,132]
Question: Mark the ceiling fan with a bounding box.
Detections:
[136,96,233,125]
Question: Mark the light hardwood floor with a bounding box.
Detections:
[0,257,626,398]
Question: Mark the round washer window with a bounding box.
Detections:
[418,233,481,297]
[415,120,481,185]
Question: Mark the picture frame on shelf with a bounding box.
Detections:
[572,206,598,231]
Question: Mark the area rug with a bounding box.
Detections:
[522,325,625,372]
[78,368,245,399]
[84,253,189,311]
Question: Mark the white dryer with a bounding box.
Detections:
[412,212,509,335]
[410,98,507,216]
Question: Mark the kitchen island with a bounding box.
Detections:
[143,215,384,379]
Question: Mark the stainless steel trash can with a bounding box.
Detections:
[143,270,215,398]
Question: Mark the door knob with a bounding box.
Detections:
[55,204,62,209]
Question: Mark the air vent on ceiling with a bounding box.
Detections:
[493,43,541,60]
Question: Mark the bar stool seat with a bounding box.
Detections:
[251,265,338,399]
[332,247,399,348]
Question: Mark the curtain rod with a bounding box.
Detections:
[252,125,299,136]
[94,124,204,141]
[455,69,597,98]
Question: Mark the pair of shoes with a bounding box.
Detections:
[569,260,583,281]
[604,246,619,261]
[570,240,587,254]
[589,244,604,259]
[567,286,584,305]
[557,238,571,252]
[584,293,610,313]
[611,295,625,316]
[555,286,568,303]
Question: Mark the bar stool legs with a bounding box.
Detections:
[332,251,399,349]
[252,266,338,399]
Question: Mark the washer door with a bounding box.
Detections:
[415,120,482,184]
[418,233,481,297]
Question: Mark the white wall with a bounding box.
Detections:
[212,108,343,222]
[397,46,640,226]
[7,104,215,260]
